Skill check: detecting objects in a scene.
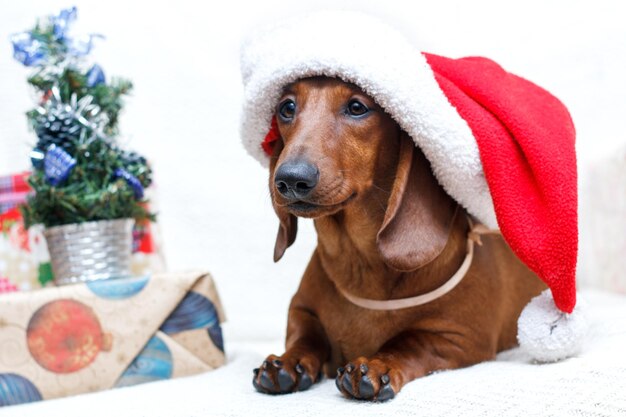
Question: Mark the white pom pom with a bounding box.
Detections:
[517,289,588,362]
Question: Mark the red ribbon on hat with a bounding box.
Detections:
[262,116,280,156]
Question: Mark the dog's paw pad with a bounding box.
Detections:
[358,373,375,399]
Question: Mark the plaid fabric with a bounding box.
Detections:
[0,171,31,214]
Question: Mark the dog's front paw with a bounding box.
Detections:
[336,357,397,402]
[253,353,320,395]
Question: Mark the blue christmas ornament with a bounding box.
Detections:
[160,291,219,334]
[30,148,45,169]
[52,6,77,40]
[113,168,144,200]
[0,373,42,406]
[44,144,76,186]
[87,275,150,299]
[67,34,103,57]
[10,32,46,66]
[86,64,106,87]
[115,336,173,387]
[49,6,103,56]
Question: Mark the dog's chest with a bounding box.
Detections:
[318,298,419,370]
[314,219,422,363]
[317,232,395,299]
[317,253,419,362]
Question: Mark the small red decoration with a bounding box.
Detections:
[133,218,155,254]
[0,208,30,252]
[261,116,280,156]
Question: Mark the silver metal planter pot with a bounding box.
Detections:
[43,218,135,285]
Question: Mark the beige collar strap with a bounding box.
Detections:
[338,217,500,311]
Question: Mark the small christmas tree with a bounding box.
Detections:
[11,6,154,228]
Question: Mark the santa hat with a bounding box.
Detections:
[240,11,587,362]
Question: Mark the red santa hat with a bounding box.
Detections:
[240,11,587,362]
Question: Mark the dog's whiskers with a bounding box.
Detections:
[370,182,391,195]
[315,155,330,164]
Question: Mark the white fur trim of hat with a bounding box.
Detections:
[240,10,497,228]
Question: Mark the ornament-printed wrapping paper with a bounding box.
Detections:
[0,271,226,406]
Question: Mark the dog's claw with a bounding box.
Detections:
[253,368,259,376]
[335,373,343,391]
[272,359,283,368]
[252,375,262,392]
[377,379,395,401]
[345,363,355,373]
[359,363,369,374]
[262,360,270,369]
[297,371,313,391]
[259,370,274,391]
[295,363,304,374]
[341,372,354,395]
[335,367,345,392]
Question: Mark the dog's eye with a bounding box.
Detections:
[278,100,296,121]
[347,100,369,117]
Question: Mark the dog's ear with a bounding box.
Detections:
[376,133,458,271]
[269,140,298,262]
[273,209,298,262]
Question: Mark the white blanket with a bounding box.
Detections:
[3,289,626,417]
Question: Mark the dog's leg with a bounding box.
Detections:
[253,306,330,395]
[336,329,488,401]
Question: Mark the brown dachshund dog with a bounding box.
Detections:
[252,77,546,401]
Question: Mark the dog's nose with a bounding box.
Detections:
[275,161,319,199]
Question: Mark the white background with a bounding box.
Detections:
[1,0,625,345]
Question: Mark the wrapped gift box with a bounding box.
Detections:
[0,270,225,406]
[0,172,30,214]
[579,146,626,293]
